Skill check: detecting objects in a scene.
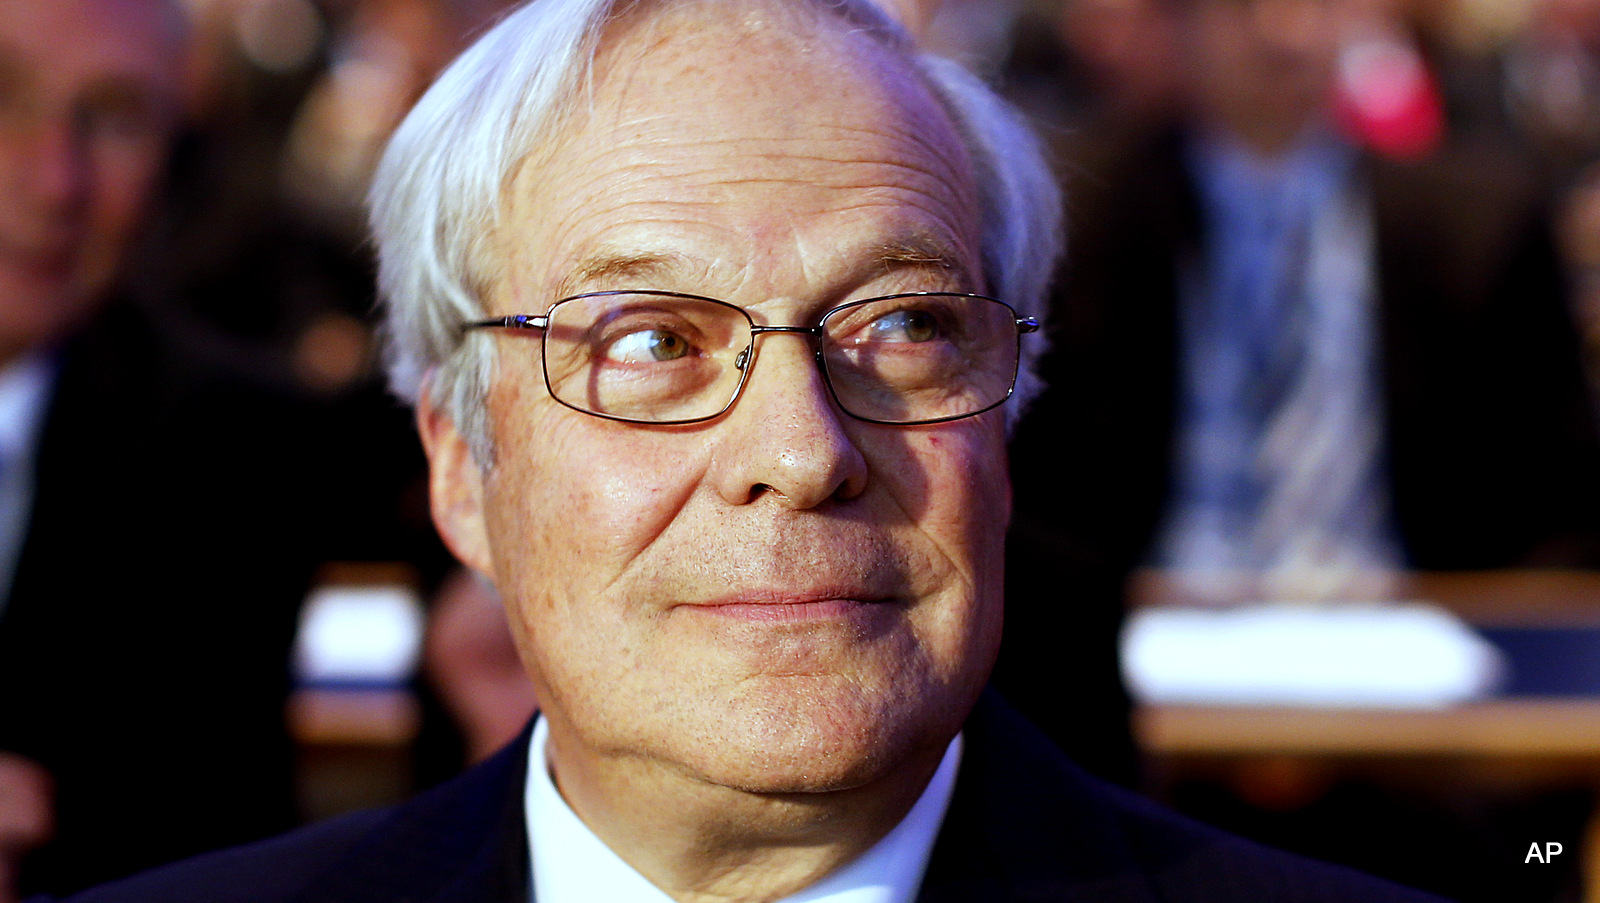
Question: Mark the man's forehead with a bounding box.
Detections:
[599,0,846,62]
[494,0,981,298]
[541,0,958,166]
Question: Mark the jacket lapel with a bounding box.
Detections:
[915,693,1163,903]
[298,726,533,903]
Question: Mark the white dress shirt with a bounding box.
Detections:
[0,353,56,613]
[525,717,962,903]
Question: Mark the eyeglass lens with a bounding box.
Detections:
[539,292,1021,424]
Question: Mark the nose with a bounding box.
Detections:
[710,334,869,509]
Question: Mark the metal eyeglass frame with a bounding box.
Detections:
[461,289,1041,426]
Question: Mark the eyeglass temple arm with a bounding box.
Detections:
[461,315,549,333]
[1016,316,1040,334]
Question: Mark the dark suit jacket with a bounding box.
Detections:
[0,302,438,895]
[56,693,1447,903]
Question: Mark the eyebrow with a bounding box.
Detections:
[0,60,177,149]
[81,80,168,120]
[557,251,696,299]
[871,237,976,288]
[557,235,977,302]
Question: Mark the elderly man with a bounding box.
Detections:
[63,0,1442,900]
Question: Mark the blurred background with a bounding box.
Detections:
[9,0,1600,901]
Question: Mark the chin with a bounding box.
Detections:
[670,674,974,796]
[0,277,97,350]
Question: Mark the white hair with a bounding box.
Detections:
[369,0,1062,462]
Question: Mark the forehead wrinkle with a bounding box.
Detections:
[543,139,967,201]
[533,189,979,308]
[556,204,974,303]
[521,161,975,302]
[574,109,972,179]
[567,29,975,189]
[530,202,731,300]
[537,136,976,240]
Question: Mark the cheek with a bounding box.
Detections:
[885,423,1010,548]
[92,142,162,221]
[893,424,1009,690]
[484,379,710,604]
[77,146,164,274]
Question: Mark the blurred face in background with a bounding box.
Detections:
[1059,0,1183,119]
[1179,0,1349,154]
[0,0,185,365]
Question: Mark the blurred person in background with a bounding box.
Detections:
[1485,0,1600,421]
[421,573,535,765]
[1419,0,1600,394]
[135,0,491,393]
[982,0,1189,792]
[1003,0,1600,897]
[0,0,444,896]
[135,0,511,786]
[0,0,197,894]
[1439,0,1600,184]
[1006,0,1184,137]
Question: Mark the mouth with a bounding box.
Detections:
[681,590,898,624]
[0,238,76,283]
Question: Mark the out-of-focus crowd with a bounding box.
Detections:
[992,2,1600,902]
[0,1,506,898]
[6,0,1600,901]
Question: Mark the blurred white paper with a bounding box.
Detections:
[1121,602,1505,708]
[293,583,425,686]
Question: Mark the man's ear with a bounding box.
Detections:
[417,384,495,578]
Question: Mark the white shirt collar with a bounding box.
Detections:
[0,352,55,459]
[525,717,962,903]
[0,352,56,609]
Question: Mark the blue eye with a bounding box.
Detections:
[868,309,940,343]
[605,329,692,363]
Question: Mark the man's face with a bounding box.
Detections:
[1183,0,1347,150]
[0,0,183,362]
[431,7,1009,796]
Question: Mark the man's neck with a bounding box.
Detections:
[0,343,27,372]
[540,717,950,903]
[1196,98,1328,162]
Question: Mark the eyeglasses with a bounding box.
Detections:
[462,290,1040,426]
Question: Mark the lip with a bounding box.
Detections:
[0,238,75,281]
[681,590,896,624]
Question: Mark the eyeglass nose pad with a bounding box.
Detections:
[735,347,752,371]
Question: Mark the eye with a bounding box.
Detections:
[867,309,940,343]
[76,83,166,146]
[603,328,693,363]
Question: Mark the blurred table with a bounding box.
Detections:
[286,564,427,821]
[1129,569,1600,898]
[1141,699,1600,762]
[287,687,421,822]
